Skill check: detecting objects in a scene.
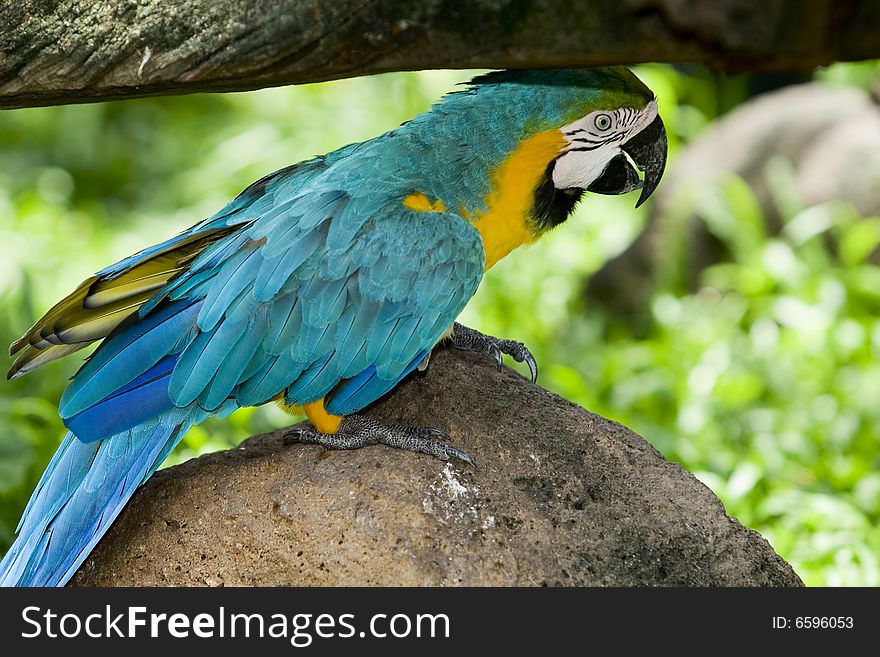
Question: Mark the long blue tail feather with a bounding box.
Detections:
[0,412,193,587]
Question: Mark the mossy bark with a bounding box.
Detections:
[2,0,878,109]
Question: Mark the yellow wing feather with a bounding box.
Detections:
[7,227,233,380]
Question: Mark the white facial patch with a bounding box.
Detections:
[552,100,659,190]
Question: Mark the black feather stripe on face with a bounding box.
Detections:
[531,161,584,232]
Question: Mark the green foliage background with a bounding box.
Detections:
[1,64,878,585]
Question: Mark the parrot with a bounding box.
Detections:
[0,67,666,586]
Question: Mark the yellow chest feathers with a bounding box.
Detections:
[401,129,567,271]
[473,129,567,269]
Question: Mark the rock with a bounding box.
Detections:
[71,349,802,586]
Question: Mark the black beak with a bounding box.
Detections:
[623,114,667,208]
[586,114,667,208]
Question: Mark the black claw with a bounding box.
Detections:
[525,355,538,383]
[490,344,503,371]
[501,341,539,383]
[449,448,477,468]
[449,323,539,383]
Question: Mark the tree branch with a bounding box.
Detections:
[2,0,878,109]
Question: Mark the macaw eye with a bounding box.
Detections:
[594,114,613,131]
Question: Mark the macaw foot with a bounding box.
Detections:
[284,415,476,467]
[447,322,538,383]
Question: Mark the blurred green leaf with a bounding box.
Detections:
[840,218,880,267]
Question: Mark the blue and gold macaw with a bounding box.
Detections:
[0,68,666,586]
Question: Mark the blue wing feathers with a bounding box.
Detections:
[286,351,336,402]
[240,345,271,384]
[326,348,429,416]
[254,226,327,301]
[169,320,239,406]
[224,285,259,327]
[198,312,267,410]
[326,202,368,252]
[64,354,178,442]
[198,243,263,331]
[269,296,303,354]
[363,315,402,365]
[237,351,306,406]
[266,291,298,351]
[167,329,214,405]
[302,276,347,326]
[376,315,420,376]
[59,299,200,419]
[3,139,487,586]
[324,364,377,413]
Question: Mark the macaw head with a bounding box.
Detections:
[396,67,669,268]
[466,67,667,212]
